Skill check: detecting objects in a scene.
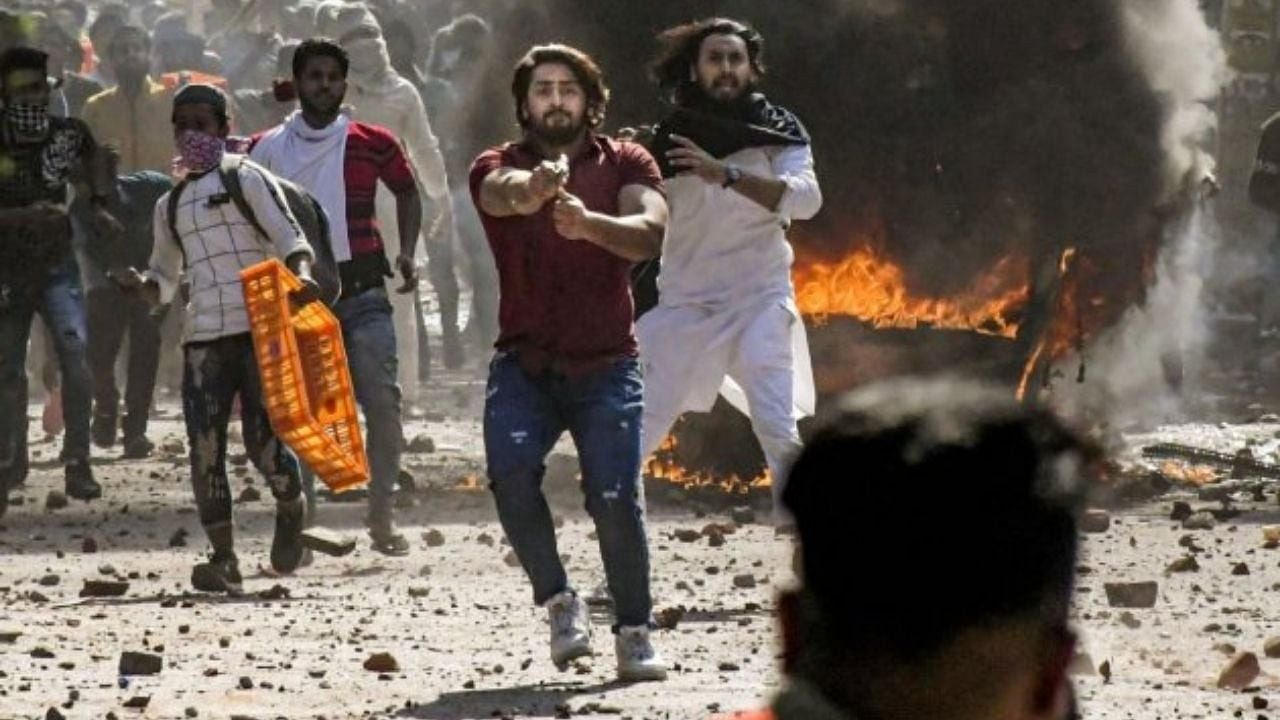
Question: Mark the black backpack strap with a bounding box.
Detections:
[218,156,272,244]
[167,178,189,262]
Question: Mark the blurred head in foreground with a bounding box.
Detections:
[778,377,1093,720]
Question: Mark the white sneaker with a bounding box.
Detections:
[547,590,593,670]
[615,625,668,682]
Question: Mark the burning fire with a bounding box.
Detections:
[645,435,771,493]
[792,220,1030,337]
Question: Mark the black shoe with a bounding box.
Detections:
[90,414,117,449]
[121,435,154,459]
[191,552,243,595]
[368,518,410,557]
[65,460,102,501]
[270,498,306,574]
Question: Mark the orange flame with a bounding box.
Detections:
[792,217,1030,338]
[645,434,772,493]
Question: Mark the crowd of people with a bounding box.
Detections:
[0,3,1096,717]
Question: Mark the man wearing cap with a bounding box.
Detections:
[0,46,120,516]
[728,378,1089,720]
[113,83,319,594]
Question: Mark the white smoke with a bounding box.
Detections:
[1047,0,1229,424]
[1118,0,1231,196]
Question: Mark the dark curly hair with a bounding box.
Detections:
[511,44,609,130]
[649,17,765,105]
[292,37,349,79]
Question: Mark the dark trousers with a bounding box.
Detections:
[86,286,164,440]
[484,352,653,627]
[182,334,302,548]
[0,263,92,482]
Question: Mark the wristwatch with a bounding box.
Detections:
[722,164,743,188]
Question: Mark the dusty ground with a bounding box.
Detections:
[5,365,1280,719]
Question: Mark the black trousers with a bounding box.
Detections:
[85,285,164,440]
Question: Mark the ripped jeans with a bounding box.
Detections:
[484,352,652,627]
[0,262,92,481]
[182,334,303,548]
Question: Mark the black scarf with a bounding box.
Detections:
[650,91,809,179]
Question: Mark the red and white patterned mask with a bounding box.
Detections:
[176,130,225,174]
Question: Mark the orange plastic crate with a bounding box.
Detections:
[240,259,368,493]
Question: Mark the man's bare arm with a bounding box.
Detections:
[477,163,565,217]
[552,184,668,263]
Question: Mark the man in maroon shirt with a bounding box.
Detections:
[250,39,422,556]
[470,44,669,682]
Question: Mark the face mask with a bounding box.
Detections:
[5,102,49,135]
[177,129,225,173]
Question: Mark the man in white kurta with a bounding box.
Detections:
[316,1,456,405]
[639,19,822,521]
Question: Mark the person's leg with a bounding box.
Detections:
[426,217,464,370]
[413,286,432,383]
[565,358,652,628]
[39,265,95,489]
[238,333,306,573]
[0,290,36,494]
[452,185,498,353]
[85,286,127,447]
[182,339,239,556]
[121,299,164,452]
[727,304,804,520]
[484,352,568,605]
[335,289,406,550]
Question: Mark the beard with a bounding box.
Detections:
[693,74,757,109]
[299,91,343,120]
[527,109,586,146]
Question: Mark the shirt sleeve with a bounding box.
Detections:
[399,83,450,201]
[377,131,419,195]
[146,190,184,306]
[617,142,665,195]
[772,144,823,221]
[238,161,314,264]
[468,148,506,219]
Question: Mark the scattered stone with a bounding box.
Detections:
[80,580,129,598]
[731,506,756,525]
[1118,612,1141,629]
[718,662,740,672]
[407,435,436,453]
[161,439,184,455]
[655,606,685,631]
[1182,511,1216,530]
[118,651,163,676]
[300,527,356,557]
[45,709,66,720]
[1255,697,1270,710]
[184,708,198,718]
[1080,509,1111,533]
[168,528,188,548]
[408,586,430,598]
[0,630,20,643]
[674,529,701,543]
[258,584,290,600]
[236,486,261,503]
[38,574,60,586]
[476,533,495,547]
[1165,556,1199,573]
[44,491,67,511]
[81,536,99,553]
[423,529,446,547]
[732,574,757,589]
[237,676,253,690]
[1232,562,1251,576]
[31,646,55,659]
[503,550,521,568]
[122,696,150,709]
[1170,501,1194,522]
[1104,581,1158,609]
[1099,660,1112,683]
[1265,637,1280,659]
[1217,652,1261,690]
[363,652,400,673]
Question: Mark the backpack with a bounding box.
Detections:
[168,155,342,305]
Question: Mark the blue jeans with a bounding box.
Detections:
[484,352,653,628]
[302,287,402,523]
[0,262,92,481]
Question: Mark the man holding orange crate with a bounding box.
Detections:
[113,84,320,595]
[249,38,425,556]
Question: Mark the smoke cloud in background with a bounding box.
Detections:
[515,0,1228,417]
